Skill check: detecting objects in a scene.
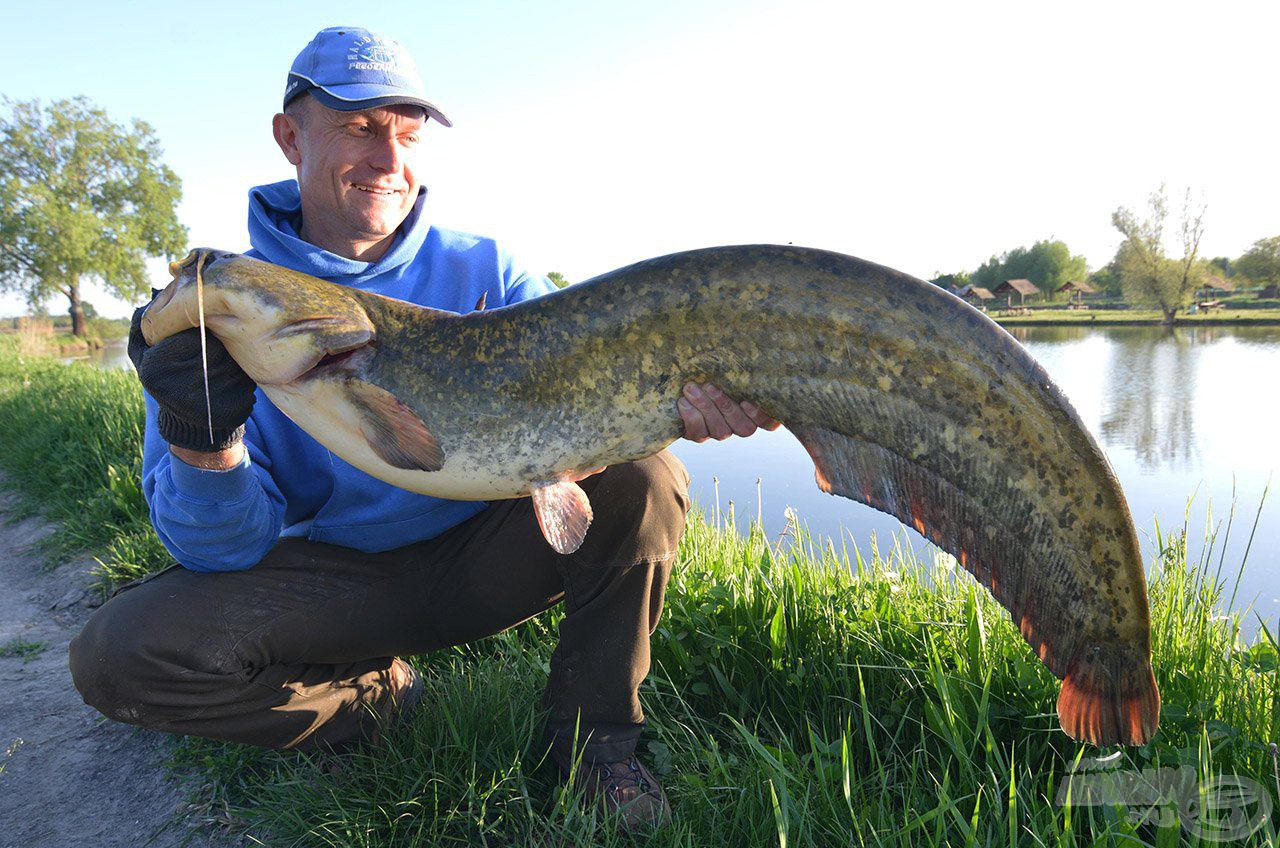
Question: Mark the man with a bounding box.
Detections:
[69,26,777,833]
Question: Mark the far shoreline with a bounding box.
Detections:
[991,309,1280,328]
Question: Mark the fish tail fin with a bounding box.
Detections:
[1057,643,1160,746]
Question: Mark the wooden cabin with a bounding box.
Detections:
[1055,279,1097,309]
[954,284,995,310]
[991,278,1042,312]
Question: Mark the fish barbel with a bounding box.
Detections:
[142,245,1160,747]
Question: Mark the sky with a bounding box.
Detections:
[3,0,1277,319]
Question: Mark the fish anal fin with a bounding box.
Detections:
[531,479,594,554]
[783,422,1146,732]
[792,422,1027,606]
[1058,643,1161,746]
[347,380,444,472]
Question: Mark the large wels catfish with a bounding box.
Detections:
[142,245,1160,747]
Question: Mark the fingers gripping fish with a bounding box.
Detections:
[142,245,1160,747]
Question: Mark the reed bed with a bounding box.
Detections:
[1,343,1276,846]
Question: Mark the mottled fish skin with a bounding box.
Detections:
[143,245,1160,747]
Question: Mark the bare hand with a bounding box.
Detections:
[677,382,781,443]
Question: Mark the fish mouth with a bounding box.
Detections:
[300,340,376,380]
[254,317,378,385]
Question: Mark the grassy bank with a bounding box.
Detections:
[0,340,168,584]
[992,308,1280,327]
[1,345,1277,846]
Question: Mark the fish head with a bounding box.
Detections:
[141,249,377,385]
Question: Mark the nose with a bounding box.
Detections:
[368,135,403,173]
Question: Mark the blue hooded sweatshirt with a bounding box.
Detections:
[141,180,556,572]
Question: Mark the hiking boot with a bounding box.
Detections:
[564,754,671,833]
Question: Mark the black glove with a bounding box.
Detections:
[128,301,257,452]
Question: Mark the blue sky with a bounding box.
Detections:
[4,0,1278,318]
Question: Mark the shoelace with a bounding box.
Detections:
[597,757,651,797]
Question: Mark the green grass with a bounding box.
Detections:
[0,337,168,587]
[0,637,49,662]
[2,344,1278,846]
[165,513,1280,847]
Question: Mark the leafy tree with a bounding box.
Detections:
[929,271,970,290]
[969,240,1088,300]
[0,97,186,337]
[1234,235,1280,287]
[1206,256,1234,278]
[1111,186,1206,324]
[1088,261,1124,298]
[546,271,570,289]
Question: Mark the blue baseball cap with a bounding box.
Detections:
[283,26,451,126]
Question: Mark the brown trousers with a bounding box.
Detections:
[69,452,690,762]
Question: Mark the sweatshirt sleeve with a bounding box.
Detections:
[141,392,288,572]
[499,248,559,306]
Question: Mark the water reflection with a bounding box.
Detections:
[1005,325,1093,346]
[1019,326,1280,633]
[61,343,132,371]
[1099,328,1198,473]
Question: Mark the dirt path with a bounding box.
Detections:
[0,494,248,847]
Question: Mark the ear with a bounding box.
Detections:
[272,113,304,166]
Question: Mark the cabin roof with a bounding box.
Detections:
[992,278,1042,296]
[1055,279,1097,294]
[955,284,995,300]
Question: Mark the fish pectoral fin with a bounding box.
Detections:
[346,380,444,472]
[530,479,594,555]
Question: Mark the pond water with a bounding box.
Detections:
[668,325,1280,631]
[62,343,132,371]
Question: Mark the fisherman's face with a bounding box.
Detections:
[274,98,426,262]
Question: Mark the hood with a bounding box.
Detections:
[246,179,431,284]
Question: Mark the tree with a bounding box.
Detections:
[1111,186,1206,325]
[969,240,1088,300]
[0,97,187,337]
[929,271,970,290]
[1234,235,1280,288]
[1206,256,1234,278]
[1088,261,1123,297]
[546,271,570,289]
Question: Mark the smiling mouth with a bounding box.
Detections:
[352,184,400,196]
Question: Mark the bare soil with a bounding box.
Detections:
[0,493,250,847]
